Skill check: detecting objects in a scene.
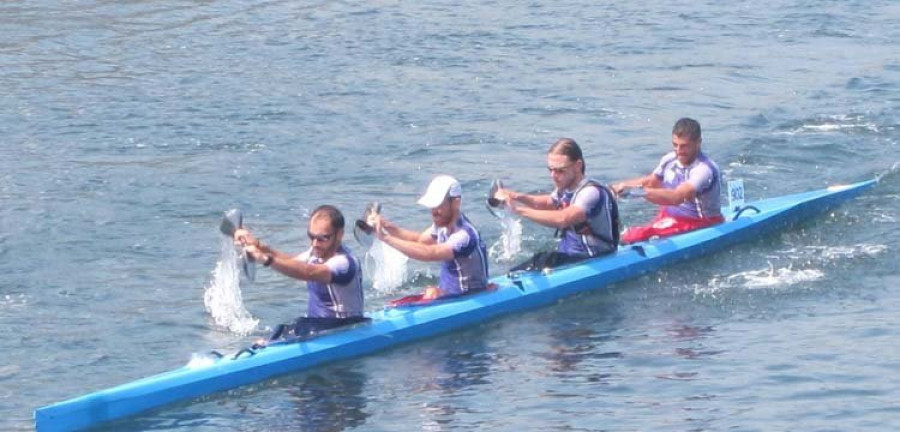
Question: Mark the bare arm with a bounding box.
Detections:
[235,228,294,259]
[263,249,333,283]
[237,238,333,283]
[378,233,456,262]
[643,182,697,206]
[512,202,587,229]
[612,173,661,195]
[496,187,556,210]
[366,215,427,243]
[372,218,452,261]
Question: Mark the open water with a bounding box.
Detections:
[2,1,899,430]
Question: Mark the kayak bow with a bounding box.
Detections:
[34,179,876,431]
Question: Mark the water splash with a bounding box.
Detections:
[364,239,409,293]
[489,212,523,262]
[699,262,825,294]
[772,243,887,261]
[203,238,259,335]
[185,352,219,369]
[875,161,900,182]
[695,242,888,296]
[776,114,881,135]
[809,244,887,260]
[731,264,825,289]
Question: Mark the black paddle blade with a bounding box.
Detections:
[219,209,243,236]
[486,179,504,208]
[355,219,374,235]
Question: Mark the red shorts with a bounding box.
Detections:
[621,209,724,244]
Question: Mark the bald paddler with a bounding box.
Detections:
[235,205,367,340]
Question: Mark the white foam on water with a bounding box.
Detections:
[727,161,776,175]
[777,243,888,261]
[185,352,218,369]
[698,263,825,294]
[737,265,825,289]
[0,294,27,308]
[872,213,896,223]
[776,114,881,135]
[489,211,523,262]
[203,238,259,336]
[364,239,409,293]
[695,243,886,295]
[811,244,888,260]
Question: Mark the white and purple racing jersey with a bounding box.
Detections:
[652,151,722,219]
[429,213,489,296]
[296,245,364,319]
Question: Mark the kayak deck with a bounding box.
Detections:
[34,179,877,432]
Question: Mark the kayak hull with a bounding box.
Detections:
[34,180,876,431]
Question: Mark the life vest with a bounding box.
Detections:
[559,178,621,248]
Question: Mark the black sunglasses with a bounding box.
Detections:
[307,232,334,242]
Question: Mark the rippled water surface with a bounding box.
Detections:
[2,1,899,430]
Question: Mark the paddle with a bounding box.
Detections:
[485,179,505,218]
[219,208,256,282]
[617,186,646,199]
[352,201,382,249]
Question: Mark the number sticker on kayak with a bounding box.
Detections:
[728,179,745,211]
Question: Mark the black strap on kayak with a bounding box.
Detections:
[232,347,257,360]
[732,205,761,221]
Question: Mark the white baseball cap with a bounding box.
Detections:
[417,175,462,208]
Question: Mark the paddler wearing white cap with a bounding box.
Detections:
[369,175,489,301]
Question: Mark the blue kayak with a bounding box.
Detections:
[34,179,877,431]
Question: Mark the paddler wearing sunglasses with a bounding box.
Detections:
[368,175,490,301]
[234,205,367,341]
[494,138,620,271]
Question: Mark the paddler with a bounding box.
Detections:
[368,175,490,301]
[494,138,620,271]
[234,205,367,341]
[611,118,724,243]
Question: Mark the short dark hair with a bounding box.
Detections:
[548,138,585,174]
[310,205,345,232]
[672,118,701,142]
